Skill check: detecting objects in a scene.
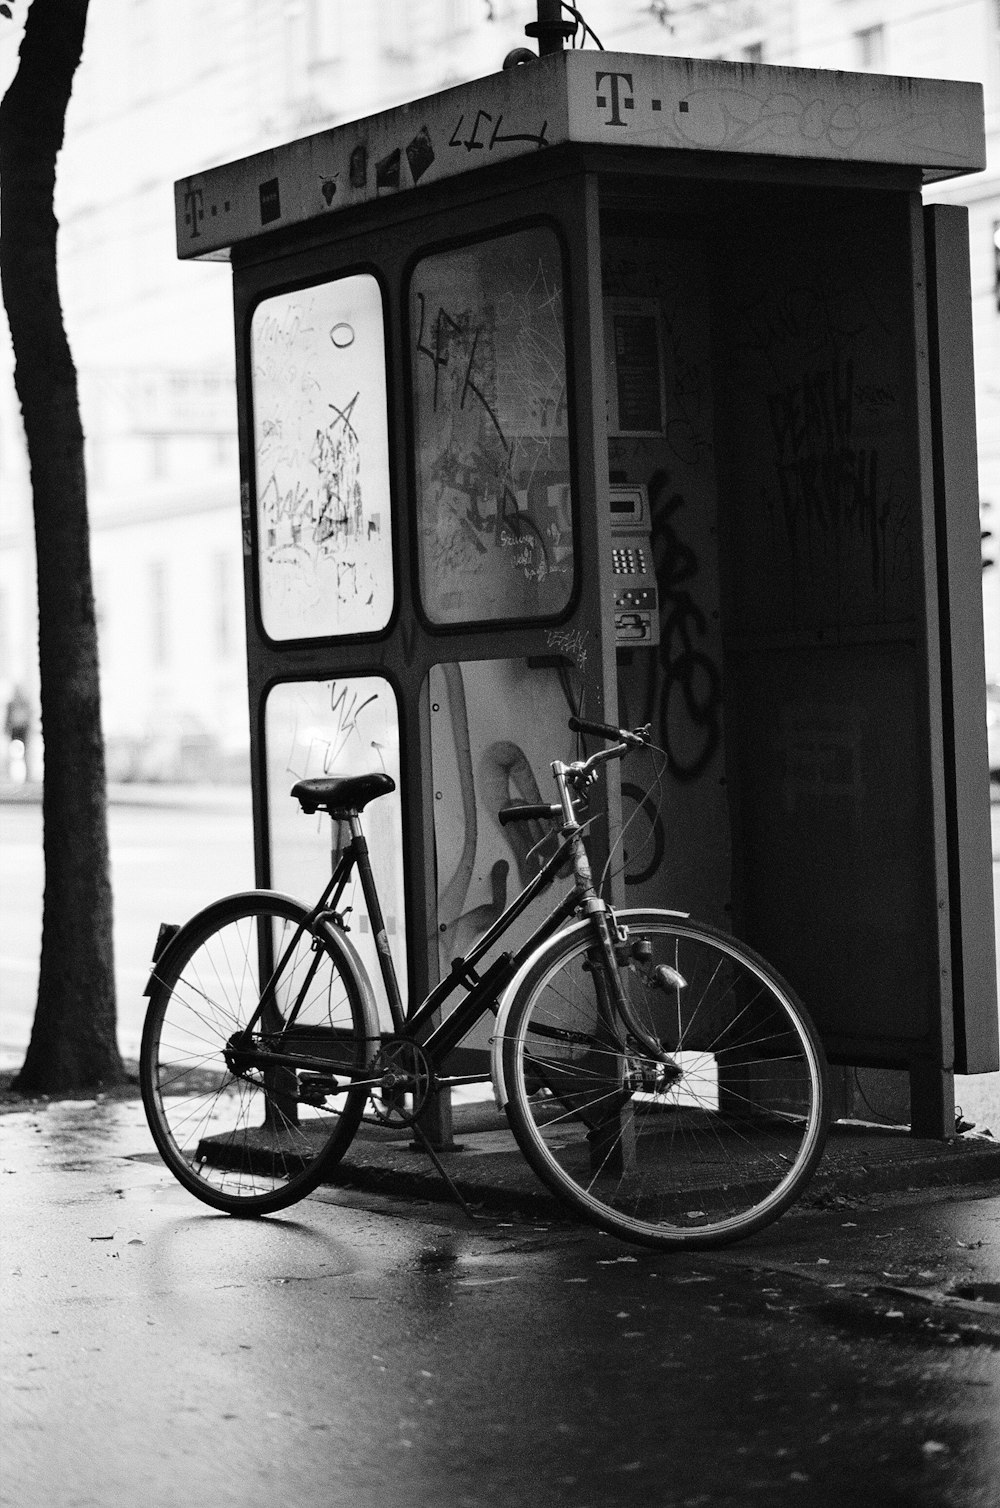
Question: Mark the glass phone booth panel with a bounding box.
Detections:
[250,273,393,641]
[409,225,575,626]
[264,675,405,1029]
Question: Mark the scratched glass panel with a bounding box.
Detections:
[428,657,578,1049]
[251,274,392,641]
[264,676,405,1029]
[409,226,573,625]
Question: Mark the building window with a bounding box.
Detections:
[150,561,168,667]
[379,0,412,59]
[213,552,235,659]
[855,24,885,71]
[150,435,169,479]
[444,0,473,33]
[309,0,341,60]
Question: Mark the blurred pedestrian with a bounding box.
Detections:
[4,684,32,783]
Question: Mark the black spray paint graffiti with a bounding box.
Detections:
[325,681,383,772]
[448,110,549,153]
[766,357,894,591]
[620,780,665,887]
[312,394,364,547]
[257,312,381,587]
[282,680,385,785]
[645,470,722,783]
[413,291,555,572]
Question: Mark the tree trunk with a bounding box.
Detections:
[0,0,123,1092]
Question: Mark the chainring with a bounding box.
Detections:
[368,1039,435,1126]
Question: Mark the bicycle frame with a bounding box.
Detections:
[142,714,829,1245]
[221,817,582,1091]
[314,815,585,1070]
[236,735,665,1089]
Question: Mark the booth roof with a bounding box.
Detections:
[174,49,987,263]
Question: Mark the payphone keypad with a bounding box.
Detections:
[608,486,660,647]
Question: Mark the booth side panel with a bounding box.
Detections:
[601,230,733,928]
[711,186,946,1083]
[925,203,1000,1075]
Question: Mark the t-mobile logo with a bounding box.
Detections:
[595,71,634,127]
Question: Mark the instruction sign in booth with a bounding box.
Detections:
[176,50,997,1137]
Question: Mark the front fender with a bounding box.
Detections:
[489,907,688,1110]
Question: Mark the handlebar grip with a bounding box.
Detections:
[498,802,558,827]
[568,715,623,741]
[568,716,648,746]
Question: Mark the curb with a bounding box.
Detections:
[319,1116,1000,1220]
[0,782,251,811]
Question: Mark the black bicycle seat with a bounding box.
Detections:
[291,772,396,816]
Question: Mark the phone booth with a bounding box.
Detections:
[176,49,997,1138]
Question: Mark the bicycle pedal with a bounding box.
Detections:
[298,1072,341,1105]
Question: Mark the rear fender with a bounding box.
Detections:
[143,889,380,1051]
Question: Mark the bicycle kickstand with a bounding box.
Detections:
[409,1119,480,1223]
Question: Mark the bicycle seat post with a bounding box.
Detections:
[347,810,407,1033]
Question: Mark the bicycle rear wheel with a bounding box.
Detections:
[501,911,828,1249]
[141,892,375,1215]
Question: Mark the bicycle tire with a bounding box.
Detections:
[140,891,377,1215]
[500,910,828,1249]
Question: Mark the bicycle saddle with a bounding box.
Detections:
[291,772,396,816]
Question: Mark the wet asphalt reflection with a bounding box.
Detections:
[1,1098,997,1508]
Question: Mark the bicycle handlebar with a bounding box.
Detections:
[496,722,651,828]
[498,802,560,827]
[568,716,650,748]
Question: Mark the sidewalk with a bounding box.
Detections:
[4,1089,997,1508]
[302,1096,1000,1221]
[3,1080,998,1221]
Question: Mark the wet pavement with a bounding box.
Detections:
[3,788,1000,1503]
[316,1093,1000,1220]
[2,1095,998,1508]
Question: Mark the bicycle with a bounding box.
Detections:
[140,716,829,1250]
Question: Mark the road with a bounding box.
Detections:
[0,794,254,1066]
[1,1093,998,1508]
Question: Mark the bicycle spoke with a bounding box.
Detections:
[141,896,371,1214]
[503,913,827,1248]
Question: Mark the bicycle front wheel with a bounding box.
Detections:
[501,911,828,1249]
[141,893,375,1215]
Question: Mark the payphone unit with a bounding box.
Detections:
[608,483,659,647]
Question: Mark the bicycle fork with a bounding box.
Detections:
[548,763,684,1175]
[552,756,684,1079]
